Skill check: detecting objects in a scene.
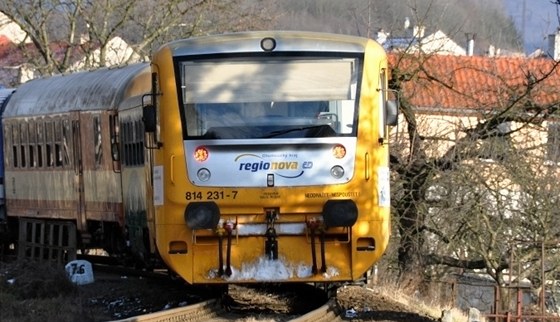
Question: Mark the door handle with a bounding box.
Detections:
[365,152,370,180]
[170,154,175,185]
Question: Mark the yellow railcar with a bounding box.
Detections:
[144,31,397,284]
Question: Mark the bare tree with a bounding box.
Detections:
[387,44,560,312]
[0,0,275,76]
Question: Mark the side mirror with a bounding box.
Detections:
[143,105,156,133]
[386,100,399,126]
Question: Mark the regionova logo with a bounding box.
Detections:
[234,153,313,178]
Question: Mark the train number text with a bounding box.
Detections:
[185,191,238,200]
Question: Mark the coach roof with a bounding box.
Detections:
[0,88,14,111]
[3,63,150,118]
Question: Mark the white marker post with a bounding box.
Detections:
[65,260,94,285]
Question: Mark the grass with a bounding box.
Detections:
[0,259,102,322]
[1,258,470,322]
[372,282,469,322]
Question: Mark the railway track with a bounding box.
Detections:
[89,257,358,322]
[1,257,440,322]
[87,260,336,321]
[112,296,341,322]
[1,255,375,321]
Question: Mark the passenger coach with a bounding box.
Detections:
[2,64,153,263]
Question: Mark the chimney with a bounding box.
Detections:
[376,28,388,45]
[19,64,34,83]
[413,25,425,38]
[548,28,560,60]
[488,45,495,57]
[466,33,476,56]
[404,17,412,37]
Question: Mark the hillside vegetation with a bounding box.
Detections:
[268,0,522,54]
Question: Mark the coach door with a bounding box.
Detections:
[71,113,86,233]
[71,111,123,239]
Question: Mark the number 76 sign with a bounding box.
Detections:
[65,260,94,285]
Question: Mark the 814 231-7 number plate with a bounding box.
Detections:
[185,191,238,200]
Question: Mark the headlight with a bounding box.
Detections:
[332,144,346,158]
[330,165,344,179]
[261,37,276,51]
[197,168,211,182]
[194,146,209,162]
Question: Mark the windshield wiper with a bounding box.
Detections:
[262,125,331,138]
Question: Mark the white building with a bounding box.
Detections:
[0,12,30,44]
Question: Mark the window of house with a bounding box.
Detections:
[547,123,560,163]
[477,122,512,162]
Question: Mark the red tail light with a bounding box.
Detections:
[332,144,346,159]
[194,146,209,162]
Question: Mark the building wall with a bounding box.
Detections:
[0,13,29,44]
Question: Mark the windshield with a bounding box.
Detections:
[179,56,361,139]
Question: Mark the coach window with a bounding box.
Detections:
[125,121,131,165]
[93,116,102,168]
[62,119,71,168]
[20,123,27,168]
[129,121,134,164]
[4,123,11,168]
[28,121,36,168]
[37,122,44,168]
[124,121,130,165]
[125,121,130,165]
[120,120,144,166]
[133,121,139,165]
[10,123,18,168]
[54,120,64,167]
[135,120,144,165]
[46,121,54,167]
[121,121,129,165]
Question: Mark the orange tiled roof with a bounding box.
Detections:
[0,35,16,57]
[0,36,23,86]
[0,35,10,46]
[389,53,560,112]
[0,36,24,65]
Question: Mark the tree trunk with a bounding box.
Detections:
[396,159,430,281]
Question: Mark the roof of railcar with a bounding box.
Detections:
[4,63,150,118]
[163,31,380,57]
